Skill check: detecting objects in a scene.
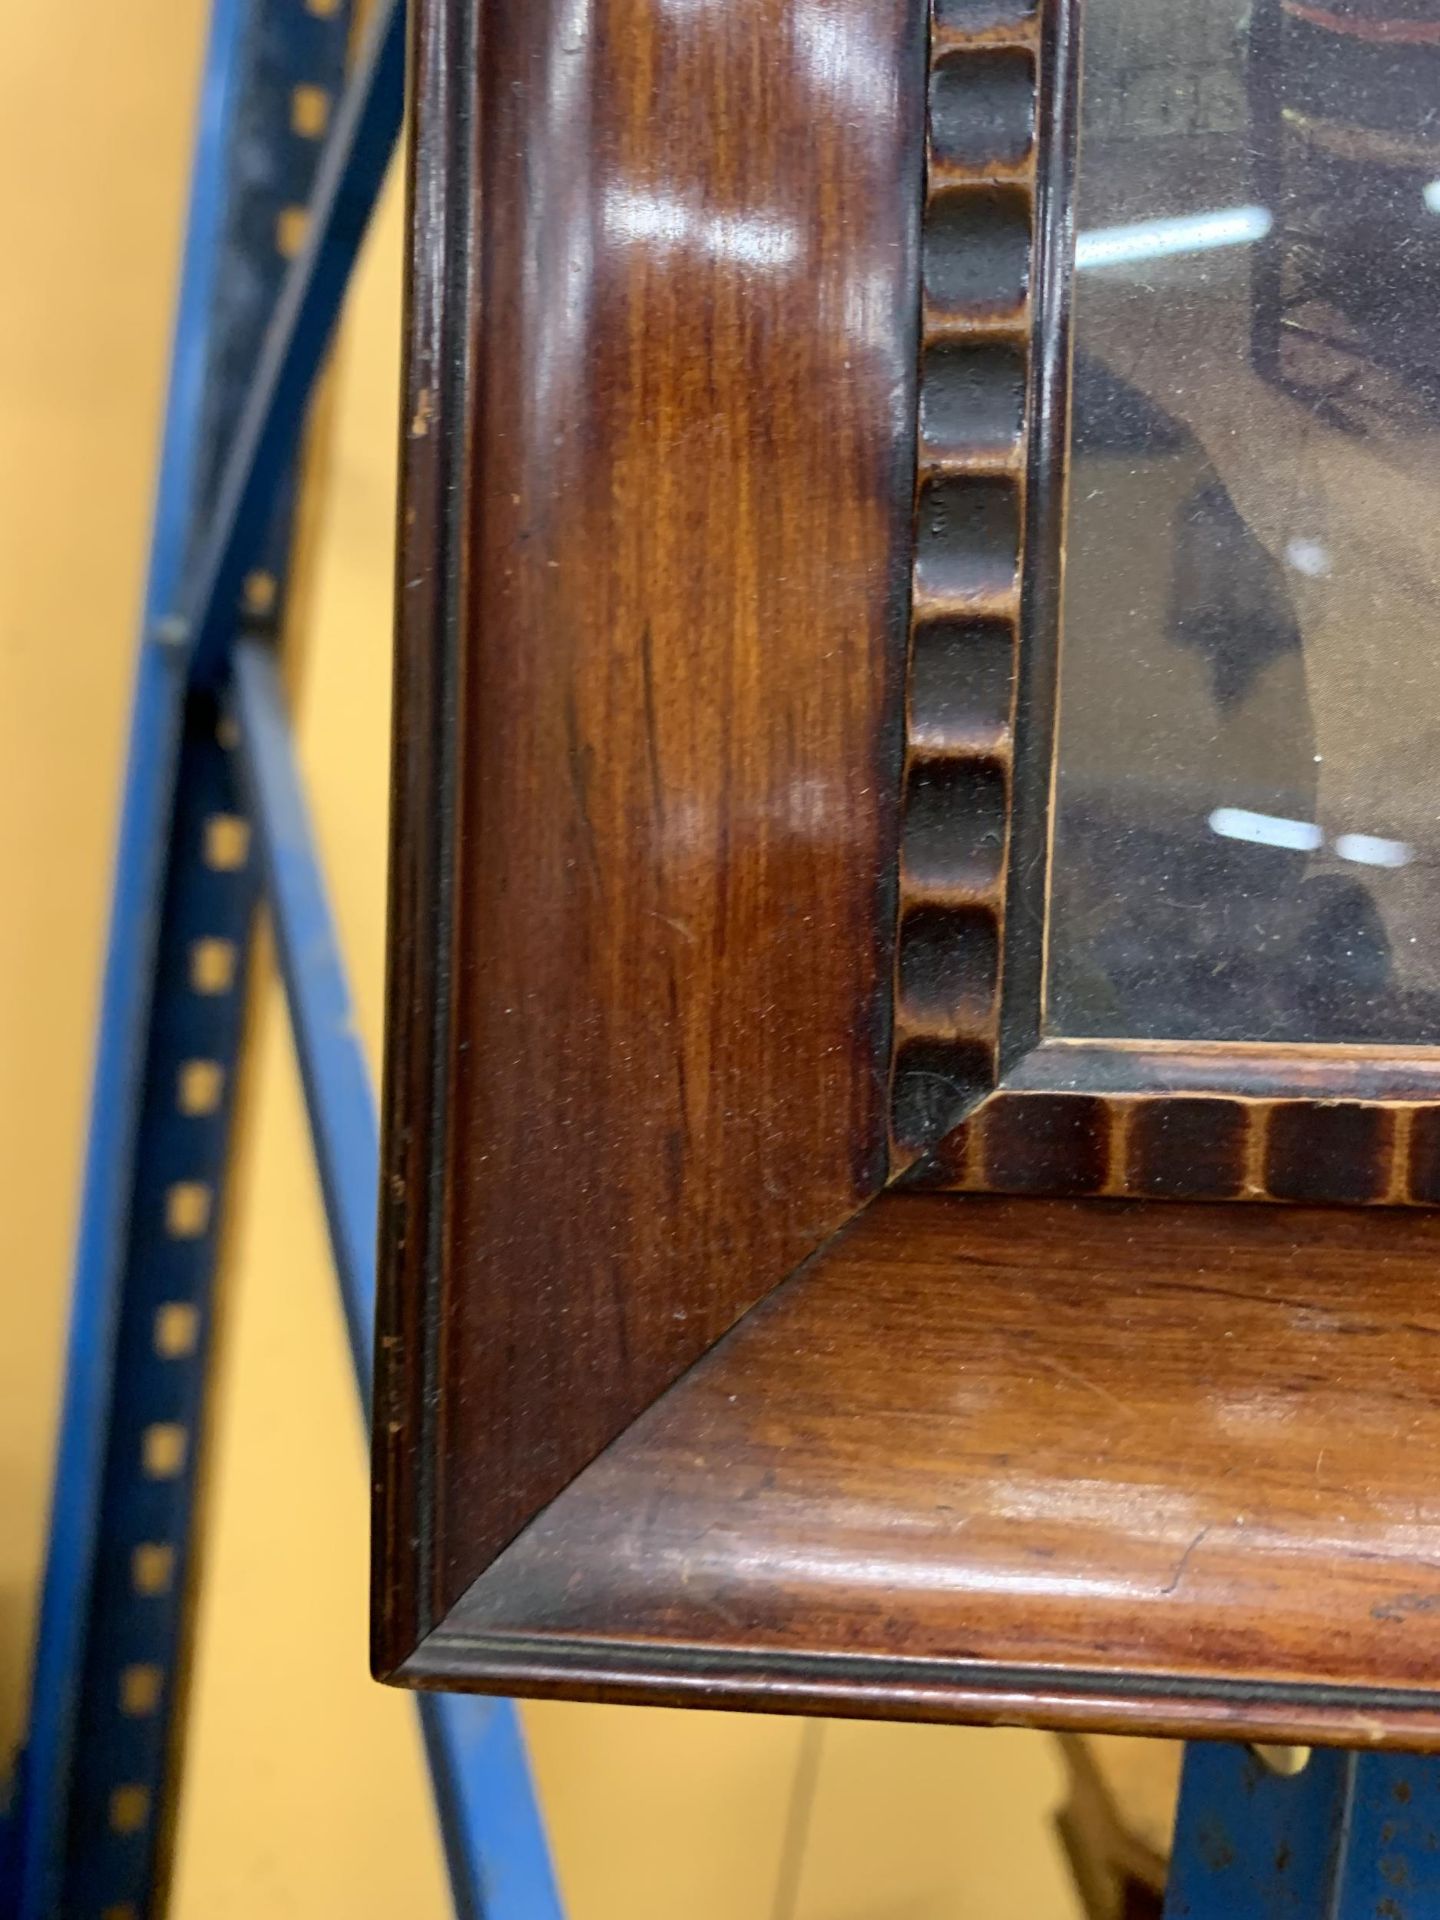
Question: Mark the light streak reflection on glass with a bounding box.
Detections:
[1335,831,1414,870]
[1208,807,1414,869]
[1076,204,1272,271]
[1209,807,1323,853]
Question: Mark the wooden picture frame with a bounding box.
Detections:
[376,0,1440,1746]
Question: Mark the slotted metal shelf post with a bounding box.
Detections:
[3,3,563,1914]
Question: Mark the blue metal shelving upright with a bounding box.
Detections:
[4,3,563,1915]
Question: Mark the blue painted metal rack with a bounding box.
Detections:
[1164,1742,1440,1919]
[5,0,1437,1915]
[3,1,563,1915]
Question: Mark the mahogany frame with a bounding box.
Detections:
[893,0,1440,1206]
[376,0,1440,1745]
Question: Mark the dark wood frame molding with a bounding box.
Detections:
[892,0,1440,1206]
[376,0,1440,1745]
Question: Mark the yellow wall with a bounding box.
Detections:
[0,5,1086,1914]
[0,0,208,1768]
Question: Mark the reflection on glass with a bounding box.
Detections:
[1047,0,1440,1044]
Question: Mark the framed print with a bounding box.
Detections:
[377,0,1440,1746]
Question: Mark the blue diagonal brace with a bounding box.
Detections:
[232,639,567,1920]
[10,5,254,1911]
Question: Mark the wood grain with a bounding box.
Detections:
[416,1191,1440,1746]
[915,1041,1440,1202]
[376,0,925,1654]
[379,0,1440,1724]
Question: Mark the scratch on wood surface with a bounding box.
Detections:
[1160,1526,1212,1597]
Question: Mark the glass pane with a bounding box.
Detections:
[1047,0,1440,1043]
